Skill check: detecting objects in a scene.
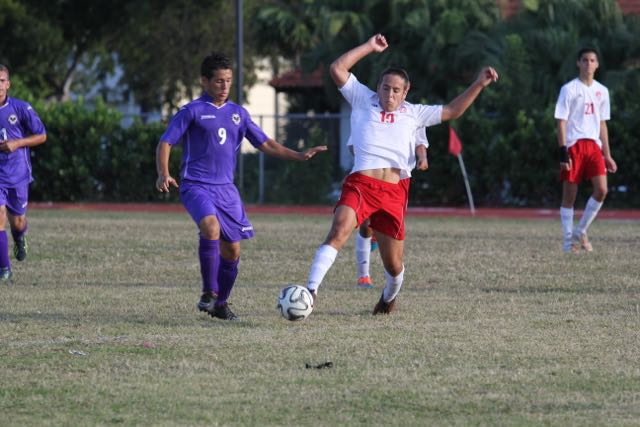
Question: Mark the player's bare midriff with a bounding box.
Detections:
[358,167,401,183]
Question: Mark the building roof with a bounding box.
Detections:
[269,68,324,92]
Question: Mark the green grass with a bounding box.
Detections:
[1,209,639,426]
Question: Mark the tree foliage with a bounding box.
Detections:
[0,0,128,101]
[252,0,640,207]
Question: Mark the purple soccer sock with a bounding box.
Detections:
[215,257,239,306]
[198,237,220,295]
[11,221,27,243]
[0,231,11,270]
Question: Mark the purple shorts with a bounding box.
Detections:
[180,181,254,243]
[0,183,29,216]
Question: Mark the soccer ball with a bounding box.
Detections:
[277,285,313,321]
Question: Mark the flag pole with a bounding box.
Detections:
[449,126,475,216]
[457,153,476,216]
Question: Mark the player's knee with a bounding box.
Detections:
[593,186,607,202]
[325,225,351,247]
[358,224,372,238]
[10,215,26,231]
[0,207,7,230]
[221,244,240,260]
[198,217,220,239]
[385,263,403,277]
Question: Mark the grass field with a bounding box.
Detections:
[1,209,639,426]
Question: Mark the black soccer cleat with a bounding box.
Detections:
[211,302,239,321]
[197,292,218,313]
[372,293,396,315]
[14,235,28,262]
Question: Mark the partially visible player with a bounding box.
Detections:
[0,65,47,282]
[354,127,429,289]
[305,34,497,315]
[555,47,617,253]
[156,52,326,320]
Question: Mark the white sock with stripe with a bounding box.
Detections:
[575,197,603,237]
[383,266,404,303]
[560,207,574,248]
[306,244,338,293]
[355,234,371,279]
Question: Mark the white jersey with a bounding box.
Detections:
[348,127,429,170]
[554,78,610,148]
[340,73,442,178]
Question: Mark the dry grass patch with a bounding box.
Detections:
[1,210,639,426]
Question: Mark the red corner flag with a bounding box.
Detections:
[449,126,463,157]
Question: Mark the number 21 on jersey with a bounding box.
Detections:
[584,102,595,115]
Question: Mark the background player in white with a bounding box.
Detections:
[305,34,498,314]
[555,47,617,253]
[0,65,46,282]
[354,127,429,289]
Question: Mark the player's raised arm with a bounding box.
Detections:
[441,66,498,122]
[257,138,327,161]
[329,34,388,87]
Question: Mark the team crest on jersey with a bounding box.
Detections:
[232,113,241,125]
[400,106,407,113]
[595,91,602,99]
[8,114,17,125]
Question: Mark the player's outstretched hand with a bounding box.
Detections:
[605,156,617,174]
[156,175,179,192]
[302,145,328,161]
[476,66,499,87]
[368,34,388,53]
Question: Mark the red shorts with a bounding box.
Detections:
[336,173,410,240]
[560,139,606,183]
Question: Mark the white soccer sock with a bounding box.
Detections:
[355,234,371,279]
[306,244,338,293]
[560,207,574,243]
[575,197,603,237]
[382,266,404,303]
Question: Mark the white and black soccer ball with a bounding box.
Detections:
[277,285,313,321]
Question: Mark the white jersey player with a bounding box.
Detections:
[554,47,617,253]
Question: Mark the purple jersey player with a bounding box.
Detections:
[155,52,326,320]
[0,65,47,283]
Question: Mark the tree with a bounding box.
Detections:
[0,0,128,101]
[114,0,260,114]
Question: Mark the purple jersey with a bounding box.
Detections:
[160,92,269,185]
[0,97,46,186]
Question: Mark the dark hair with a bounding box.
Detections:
[577,47,599,61]
[378,66,410,87]
[201,52,232,79]
[0,64,9,77]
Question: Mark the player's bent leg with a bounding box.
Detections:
[196,215,222,314]
[574,175,607,252]
[212,241,241,321]
[307,206,358,304]
[9,214,28,262]
[373,234,404,315]
[0,206,12,283]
